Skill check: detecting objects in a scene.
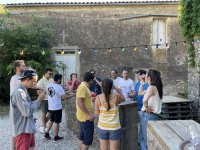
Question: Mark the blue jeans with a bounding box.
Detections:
[139,112,160,150]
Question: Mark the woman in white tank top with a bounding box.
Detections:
[139,69,163,150]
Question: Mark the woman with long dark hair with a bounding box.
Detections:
[95,78,124,150]
[139,69,163,150]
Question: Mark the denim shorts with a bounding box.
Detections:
[98,128,121,140]
[79,120,94,145]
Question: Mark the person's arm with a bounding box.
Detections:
[61,92,75,100]
[95,96,100,115]
[67,80,74,92]
[139,82,146,96]
[143,86,154,112]
[77,97,94,121]
[15,89,45,117]
[10,77,18,96]
[113,86,125,103]
[94,77,102,87]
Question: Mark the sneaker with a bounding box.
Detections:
[38,127,45,134]
[44,133,51,140]
[45,128,53,134]
[54,136,63,141]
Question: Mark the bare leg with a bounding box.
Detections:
[110,140,119,150]
[79,140,83,149]
[42,112,47,128]
[80,144,89,150]
[54,123,59,136]
[29,145,35,150]
[11,137,16,150]
[100,139,109,150]
[46,121,53,133]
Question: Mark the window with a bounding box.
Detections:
[152,19,166,46]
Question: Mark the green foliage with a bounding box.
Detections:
[0,16,56,104]
[179,0,200,67]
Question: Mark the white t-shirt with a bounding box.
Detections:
[10,74,21,96]
[111,77,122,94]
[112,77,122,87]
[46,83,65,110]
[118,78,134,101]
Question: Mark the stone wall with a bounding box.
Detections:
[7,3,188,95]
[188,36,200,116]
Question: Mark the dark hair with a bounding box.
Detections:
[147,69,163,99]
[110,69,117,74]
[14,60,25,71]
[136,70,146,75]
[54,74,62,81]
[21,68,37,81]
[70,73,77,80]
[45,68,53,73]
[122,68,129,73]
[83,72,94,82]
[102,78,113,111]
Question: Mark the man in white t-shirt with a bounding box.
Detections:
[44,74,75,141]
[110,69,121,87]
[10,60,26,150]
[110,69,121,94]
[37,68,54,134]
[118,68,134,101]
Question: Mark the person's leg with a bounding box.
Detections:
[11,137,16,150]
[97,128,109,150]
[80,144,89,150]
[54,123,59,137]
[100,139,109,150]
[54,109,63,141]
[81,121,94,150]
[79,140,83,149]
[109,129,121,150]
[29,134,35,150]
[46,121,53,133]
[109,140,119,150]
[140,112,148,150]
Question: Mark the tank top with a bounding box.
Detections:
[97,94,121,130]
[141,86,162,114]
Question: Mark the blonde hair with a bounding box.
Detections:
[14,60,25,71]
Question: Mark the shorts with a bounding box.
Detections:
[79,120,94,145]
[41,100,49,113]
[49,109,62,123]
[98,128,121,140]
[15,133,35,150]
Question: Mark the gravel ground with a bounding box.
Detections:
[0,109,92,150]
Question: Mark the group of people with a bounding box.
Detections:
[9,59,163,150]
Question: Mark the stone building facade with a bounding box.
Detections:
[5,0,187,95]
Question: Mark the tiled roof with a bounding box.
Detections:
[5,0,178,6]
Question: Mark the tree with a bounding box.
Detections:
[0,15,56,104]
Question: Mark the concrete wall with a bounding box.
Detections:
[7,3,188,95]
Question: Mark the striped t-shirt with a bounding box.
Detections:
[97,94,121,130]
